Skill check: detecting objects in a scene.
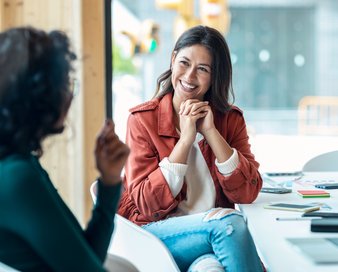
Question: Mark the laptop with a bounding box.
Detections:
[287,237,338,264]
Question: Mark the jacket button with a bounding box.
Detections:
[251,179,257,185]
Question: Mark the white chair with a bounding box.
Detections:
[90,182,180,272]
[302,150,338,172]
[0,262,20,272]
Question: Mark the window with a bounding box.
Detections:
[112,0,338,171]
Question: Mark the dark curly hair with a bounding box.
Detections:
[0,26,76,158]
[155,25,234,113]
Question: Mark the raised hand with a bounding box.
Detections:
[196,104,216,137]
[178,99,209,145]
[95,119,130,185]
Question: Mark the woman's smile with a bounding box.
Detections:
[180,80,198,92]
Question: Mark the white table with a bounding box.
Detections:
[239,172,338,272]
[249,134,338,172]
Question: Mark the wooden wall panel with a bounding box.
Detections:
[0,0,2,30]
[1,0,24,29]
[81,0,105,221]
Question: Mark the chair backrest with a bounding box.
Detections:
[298,96,338,136]
[90,181,180,272]
[302,150,338,172]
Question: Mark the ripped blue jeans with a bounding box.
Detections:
[142,208,263,272]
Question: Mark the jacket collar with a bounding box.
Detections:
[158,92,179,138]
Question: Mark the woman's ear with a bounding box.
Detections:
[171,51,177,69]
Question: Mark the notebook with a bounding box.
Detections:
[297,190,330,198]
[287,237,338,264]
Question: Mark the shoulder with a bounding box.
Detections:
[229,105,243,116]
[218,105,244,120]
[129,97,161,114]
[0,154,41,187]
[215,105,246,131]
[1,154,34,172]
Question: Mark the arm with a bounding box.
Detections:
[124,113,181,221]
[2,159,112,271]
[87,119,130,258]
[214,111,262,203]
[191,103,261,203]
[169,99,208,164]
[197,104,234,163]
[2,120,129,271]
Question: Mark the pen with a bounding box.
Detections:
[276,217,319,221]
[293,174,304,181]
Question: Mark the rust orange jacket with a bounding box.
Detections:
[118,93,262,226]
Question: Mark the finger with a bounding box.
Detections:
[100,120,118,143]
[104,143,130,162]
[100,134,122,155]
[103,119,116,138]
[95,119,117,155]
[185,100,208,111]
[179,99,198,114]
[103,137,122,153]
[190,103,209,115]
[105,118,115,129]
[179,101,186,115]
[185,99,200,104]
[193,111,208,120]
[192,105,210,116]
[181,106,191,116]
[182,112,207,126]
[104,127,119,143]
[181,101,197,116]
[97,119,113,144]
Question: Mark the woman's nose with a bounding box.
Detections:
[184,66,196,80]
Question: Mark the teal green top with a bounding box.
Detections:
[0,154,121,271]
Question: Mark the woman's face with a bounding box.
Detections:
[171,44,212,106]
[53,91,73,132]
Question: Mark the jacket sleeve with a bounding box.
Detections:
[124,113,180,221]
[216,111,263,204]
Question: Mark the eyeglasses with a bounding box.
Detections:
[69,79,79,97]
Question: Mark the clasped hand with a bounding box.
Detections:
[95,119,130,185]
[178,99,215,144]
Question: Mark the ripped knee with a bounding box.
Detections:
[203,208,242,222]
[202,208,245,237]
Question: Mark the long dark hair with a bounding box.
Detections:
[155,25,234,113]
[0,27,76,158]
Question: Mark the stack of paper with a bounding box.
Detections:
[297,190,330,198]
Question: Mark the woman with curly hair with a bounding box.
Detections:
[0,27,136,272]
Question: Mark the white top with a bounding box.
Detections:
[159,133,239,216]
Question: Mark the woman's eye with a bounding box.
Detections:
[179,60,189,66]
[199,67,209,73]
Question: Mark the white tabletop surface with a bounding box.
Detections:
[239,172,338,272]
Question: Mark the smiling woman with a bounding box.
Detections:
[118,25,265,272]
